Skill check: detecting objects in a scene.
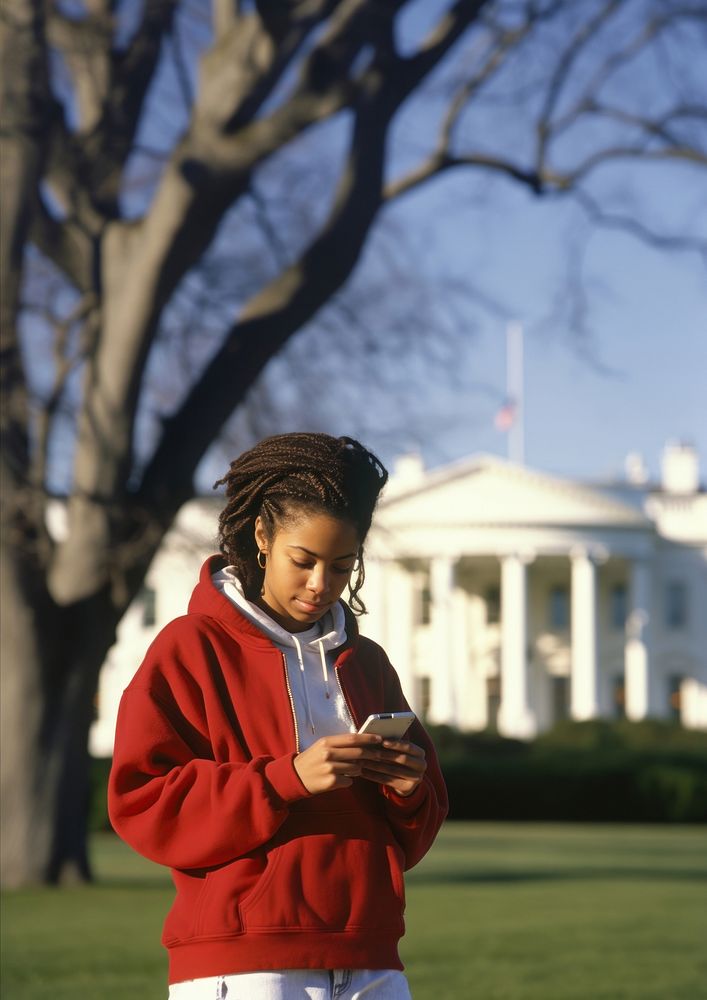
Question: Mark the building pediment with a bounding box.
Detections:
[378,455,651,530]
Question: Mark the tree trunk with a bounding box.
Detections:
[0,537,122,885]
[46,592,120,883]
[0,542,53,886]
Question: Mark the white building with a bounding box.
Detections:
[90,443,707,756]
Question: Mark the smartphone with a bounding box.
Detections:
[358,711,416,739]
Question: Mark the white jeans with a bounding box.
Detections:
[168,969,412,999]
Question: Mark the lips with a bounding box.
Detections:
[295,598,327,614]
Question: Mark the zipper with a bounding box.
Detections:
[281,652,300,752]
[333,661,358,730]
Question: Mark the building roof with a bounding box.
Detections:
[379,453,653,531]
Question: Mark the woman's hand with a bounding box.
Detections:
[293,734,383,795]
[359,739,427,797]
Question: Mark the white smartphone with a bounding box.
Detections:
[358,711,416,739]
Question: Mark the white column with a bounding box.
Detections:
[499,553,535,738]
[570,547,599,720]
[466,592,490,731]
[451,587,473,730]
[383,562,416,705]
[681,678,707,730]
[427,556,456,726]
[625,558,654,720]
[360,557,385,645]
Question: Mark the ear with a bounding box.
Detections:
[254,516,268,553]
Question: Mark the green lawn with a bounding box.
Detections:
[2,824,706,999]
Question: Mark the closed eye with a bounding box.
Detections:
[291,558,353,575]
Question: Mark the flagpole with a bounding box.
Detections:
[507,321,524,465]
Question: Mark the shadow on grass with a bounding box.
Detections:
[96,867,707,890]
[409,866,707,885]
[93,878,172,890]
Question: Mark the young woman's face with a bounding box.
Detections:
[254,512,359,632]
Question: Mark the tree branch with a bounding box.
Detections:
[201,0,337,135]
[384,6,541,200]
[535,0,622,169]
[108,0,179,149]
[137,85,393,508]
[45,3,113,134]
[560,144,707,184]
[32,295,99,492]
[28,194,95,294]
[41,0,179,221]
[553,98,707,152]
[0,0,51,512]
[572,186,707,260]
[396,0,489,101]
[384,151,543,200]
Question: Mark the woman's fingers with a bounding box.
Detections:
[293,734,383,794]
[293,734,427,796]
[358,741,427,796]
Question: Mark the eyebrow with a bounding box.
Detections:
[287,545,357,561]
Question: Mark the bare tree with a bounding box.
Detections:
[1,0,705,886]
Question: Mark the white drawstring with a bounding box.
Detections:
[317,638,331,699]
[291,633,315,735]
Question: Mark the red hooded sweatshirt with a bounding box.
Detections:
[108,556,448,984]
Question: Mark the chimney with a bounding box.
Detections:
[660,442,699,494]
[624,452,649,485]
[388,453,425,494]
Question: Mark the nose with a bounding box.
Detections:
[306,564,329,596]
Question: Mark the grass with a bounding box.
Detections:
[2,824,706,999]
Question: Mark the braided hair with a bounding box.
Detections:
[213,433,388,614]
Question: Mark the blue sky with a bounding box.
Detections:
[200,160,706,493]
[368,2,707,486]
[124,0,706,496]
[205,4,707,491]
[24,3,706,498]
[399,169,707,485]
[221,159,706,493]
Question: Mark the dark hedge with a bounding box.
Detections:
[429,720,707,823]
[90,719,707,831]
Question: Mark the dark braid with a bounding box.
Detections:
[213,433,388,613]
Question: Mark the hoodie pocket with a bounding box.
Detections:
[190,851,269,938]
[163,852,268,944]
[240,825,406,933]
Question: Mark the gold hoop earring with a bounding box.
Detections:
[257,550,267,569]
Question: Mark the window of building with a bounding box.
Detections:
[665,580,688,630]
[551,676,569,723]
[548,586,569,630]
[668,675,683,723]
[610,583,627,631]
[612,677,626,719]
[417,676,431,720]
[415,573,432,626]
[485,586,500,624]
[486,675,501,731]
[141,586,157,627]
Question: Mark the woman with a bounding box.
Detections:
[108,433,448,999]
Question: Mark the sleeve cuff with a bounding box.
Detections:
[381,778,428,812]
[264,753,312,804]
